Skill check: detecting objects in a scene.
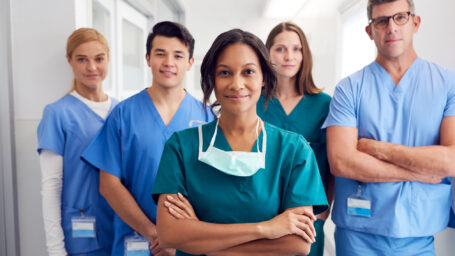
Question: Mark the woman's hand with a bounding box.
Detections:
[260,207,316,243]
[163,193,199,221]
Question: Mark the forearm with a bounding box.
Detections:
[210,235,311,256]
[327,127,438,183]
[361,140,455,176]
[39,150,68,256]
[99,170,156,240]
[157,195,266,254]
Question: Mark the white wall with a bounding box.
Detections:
[413,1,455,255]
[10,0,78,255]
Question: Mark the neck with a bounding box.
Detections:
[276,75,299,98]
[376,48,418,84]
[218,110,259,136]
[147,83,186,107]
[74,84,107,102]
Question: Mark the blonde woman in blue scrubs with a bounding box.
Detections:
[257,22,333,256]
[151,29,328,256]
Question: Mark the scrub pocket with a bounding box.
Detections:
[62,205,102,254]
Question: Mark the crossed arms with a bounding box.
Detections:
[326,116,455,183]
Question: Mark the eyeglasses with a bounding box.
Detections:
[369,11,414,29]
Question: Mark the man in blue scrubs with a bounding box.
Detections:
[82,21,214,256]
[323,0,455,255]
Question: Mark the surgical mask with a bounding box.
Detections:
[198,118,266,177]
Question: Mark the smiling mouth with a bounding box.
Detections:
[160,70,176,76]
[225,95,248,99]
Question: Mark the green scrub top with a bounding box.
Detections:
[152,120,328,256]
[257,93,331,188]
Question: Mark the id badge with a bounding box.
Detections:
[347,195,371,217]
[71,216,96,238]
[124,235,150,256]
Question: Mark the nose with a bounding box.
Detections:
[284,50,291,60]
[228,73,245,90]
[163,54,174,67]
[87,60,96,71]
[385,16,398,33]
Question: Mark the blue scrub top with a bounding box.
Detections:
[257,93,331,188]
[37,94,119,255]
[322,58,455,237]
[82,89,214,256]
[152,121,328,256]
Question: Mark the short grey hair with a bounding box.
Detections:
[367,0,415,20]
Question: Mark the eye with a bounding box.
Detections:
[155,52,165,57]
[244,69,256,75]
[96,57,105,62]
[375,17,389,27]
[77,58,86,63]
[175,55,184,59]
[217,70,230,77]
[395,13,408,23]
[275,47,284,52]
[294,47,302,52]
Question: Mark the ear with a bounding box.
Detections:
[187,57,195,71]
[66,55,72,64]
[145,53,151,67]
[413,15,421,33]
[365,25,374,40]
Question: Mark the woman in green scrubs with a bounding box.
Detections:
[152,28,328,256]
[257,22,333,256]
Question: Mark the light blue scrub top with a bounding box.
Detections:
[82,89,214,256]
[257,93,331,188]
[37,94,119,255]
[322,58,455,237]
[152,121,328,256]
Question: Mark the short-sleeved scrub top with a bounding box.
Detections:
[37,94,119,255]
[322,58,455,238]
[82,89,214,256]
[152,120,329,256]
[257,93,331,188]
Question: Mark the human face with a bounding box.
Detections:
[366,0,420,61]
[146,35,194,89]
[269,30,303,79]
[214,43,263,116]
[68,41,108,90]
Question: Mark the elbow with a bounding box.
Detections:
[328,156,346,178]
[294,239,311,256]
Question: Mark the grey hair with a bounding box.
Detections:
[367,0,415,20]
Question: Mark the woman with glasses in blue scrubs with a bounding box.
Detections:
[37,28,117,256]
[151,28,328,256]
[257,22,333,256]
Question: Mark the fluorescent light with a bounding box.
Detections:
[263,0,308,19]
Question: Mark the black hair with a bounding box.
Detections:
[200,28,276,108]
[145,21,195,58]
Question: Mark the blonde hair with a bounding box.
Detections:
[66,28,109,91]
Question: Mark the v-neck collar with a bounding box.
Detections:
[213,120,264,153]
[271,96,307,119]
[142,89,191,136]
[372,57,421,94]
[67,94,112,122]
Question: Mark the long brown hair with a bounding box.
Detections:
[66,28,109,91]
[265,22,322,95]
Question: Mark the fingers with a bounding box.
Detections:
[296,214,316,237]
[167,195,193,217]
[166,203,187,219]
[295,219,315,243]
[290,207,316,221]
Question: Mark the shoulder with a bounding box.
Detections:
[308,92,331,105]
[417,58,455,82]
[42,95,77,118]
[265,123,310,151]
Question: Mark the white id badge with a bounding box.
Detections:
[347,195,371,217]
[71,216,96,238]
[124,235,150,256]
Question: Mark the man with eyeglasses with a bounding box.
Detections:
[323,0,455,255]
